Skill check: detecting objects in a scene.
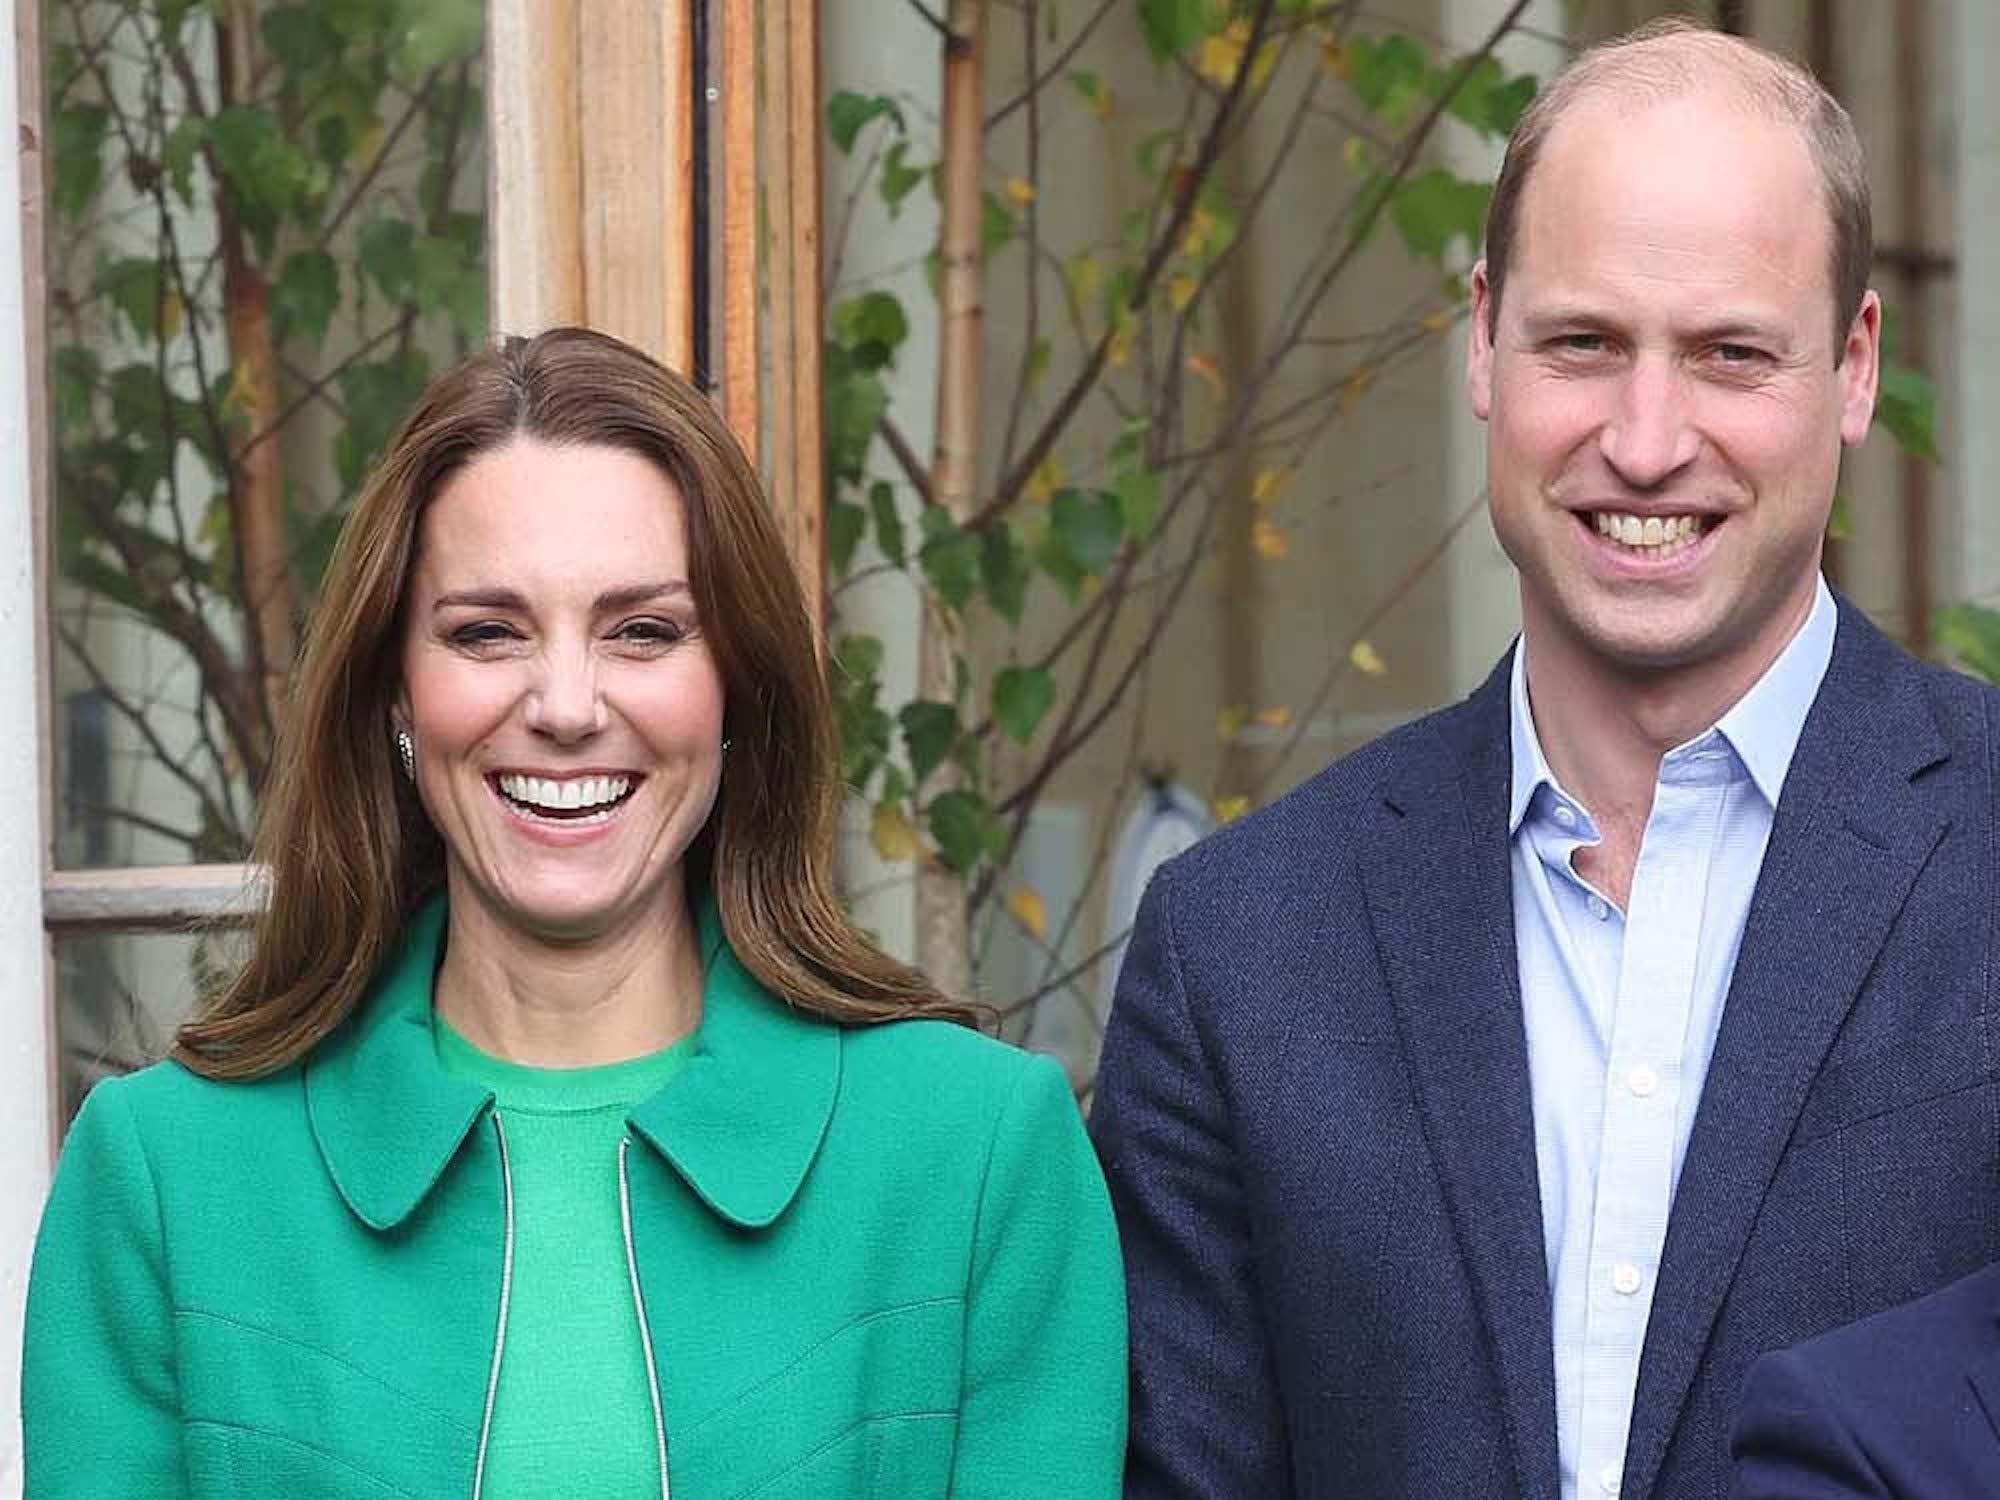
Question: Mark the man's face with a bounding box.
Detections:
[1467,90,1879,681]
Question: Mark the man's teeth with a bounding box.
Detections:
[1593,511,1709,554]
[496,773,632,813]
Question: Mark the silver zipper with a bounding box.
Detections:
[620,1136,672,1500]
[472,1113,516,1500]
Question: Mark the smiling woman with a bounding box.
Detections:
[21,328,1126,1499]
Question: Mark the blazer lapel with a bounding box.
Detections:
[1360,651,1561,1500]
[1621,607,1951,1500]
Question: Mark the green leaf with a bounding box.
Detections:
[98,258,167,342]
[899,700,960,783]
[52,346,100,436]
[1876,362,1942,465]
[1115,465,1163,540]
[927,789,996,874]
[334,349,431,489]
[982,192,1016,258]
[823,345,888,485]
[828,91,901,154]
[868,480,906,567]
[1138,0,1219,61]
[162,117,207,206]
[827,498,867,575]
[1390,169,1491,265]
[1347,33,1428,122]
[1934,603,2000,684]
[51,102,109,220]
[992,665,1055,744]
[836,632,885,683]
[208,105,311,248]
[980,523,1031,624]
[395,0,483,74]
[833,291,909,370]
[273,250,340,343]
[919,506,981,610]
[260,5,339,75]
[1049,487,1125,575]
[358,216,418,300]
[880,141,924,217]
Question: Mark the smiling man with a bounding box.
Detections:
[1091,20,2000,1500]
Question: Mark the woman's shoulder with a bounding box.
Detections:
[64,1053,306,1154]
[841,1014,1068,1104]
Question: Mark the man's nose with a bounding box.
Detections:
[1599,356,1701,489]
[524,648,604,742]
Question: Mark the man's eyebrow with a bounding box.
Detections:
[431,581,691,612]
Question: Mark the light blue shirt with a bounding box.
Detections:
[1509,578,1836,1500]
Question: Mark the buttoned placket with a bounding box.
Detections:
[1525,737,1744,1498]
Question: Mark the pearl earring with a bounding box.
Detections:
[396,728,415,781]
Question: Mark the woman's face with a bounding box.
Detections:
[397,438,726,945]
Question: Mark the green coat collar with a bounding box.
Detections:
[304,896,841,1232]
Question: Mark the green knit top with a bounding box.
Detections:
[435,1015,697,1497]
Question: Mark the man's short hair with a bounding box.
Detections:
[1481,17,1872,357]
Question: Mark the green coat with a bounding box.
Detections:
[24,900,1126,1498]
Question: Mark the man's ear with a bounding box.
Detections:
[1839,289,1882,448]
[1467,258,1495,422]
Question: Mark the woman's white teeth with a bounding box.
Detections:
[496,774,632,812]
[1593,511,1708,554]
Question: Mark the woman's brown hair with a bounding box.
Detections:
[176,326,974,1079]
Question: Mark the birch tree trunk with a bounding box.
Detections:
[914,0,984,999]
[218,2,297,752]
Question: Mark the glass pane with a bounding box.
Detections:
[45,0,488,867]
[821,3,1561,1081]
[55,926,248,1126]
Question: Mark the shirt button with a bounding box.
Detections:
[1627,1064,1658,1097]
[1590,897,1610,921]
[1611,1262,1643,1296]
[1600,1463,1623,1495]
[1553,804,1578,829]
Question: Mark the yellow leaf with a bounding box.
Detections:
[1338,365,1376,415]
[1108,326,1132,370]
[1249,41,1279,90]
[1026,453,1064,504]
[1420,306,1456,333]
[1251,466,1292,505]
[1180,205,1219,260]
[1088,80,1115,120]
[158,289,185,341]
[1320,34,1347,78]
[1186,352,1226,399]
[1342,136,1370,174]
[1212,794,1251,823]
[1167,273,1199,311]
[870,802,925,862]
[1064,251,1102,308]
[1349,640,1388,677]
[1005,177,1036,206]
[1253,704,1293,730]
[1251,518,1289,561]
[1196,19,1250,85]
[1006,886,1049,940]
[1215,704,1249,741]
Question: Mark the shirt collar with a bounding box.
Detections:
[306,892,839,1232]
[1508,574,1837,833]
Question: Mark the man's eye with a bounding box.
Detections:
[1714,342,1764,364]
[1556,333,1607,354]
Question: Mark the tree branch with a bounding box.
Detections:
[985,0,1119,129]
[877,414,936,507]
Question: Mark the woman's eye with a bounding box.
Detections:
[450,621,520,648]
[615,617,686,646]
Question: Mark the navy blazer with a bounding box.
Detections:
[1091,600,2000,1500]
[1731,1262,2000,1498]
